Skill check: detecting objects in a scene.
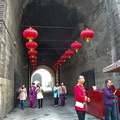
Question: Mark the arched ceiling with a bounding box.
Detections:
[21,0,84,68]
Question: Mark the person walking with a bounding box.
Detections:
[60,82,67,106]
[29,83,36,108]
[74,75,90,120]
[53,82,60,107]
[19,84,27,110]
[36,83,44,109]
[102,79,117,120]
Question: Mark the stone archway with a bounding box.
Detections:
[31,73,42,85]
[31,65,55,88]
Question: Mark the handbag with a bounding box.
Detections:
[65,94,67,99]
[17,96,20,100]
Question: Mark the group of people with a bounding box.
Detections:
[74,75,117,120]
[18,82,43,110]
[53,82,67,107]
[18,76,117,120]
[18,82,67,110]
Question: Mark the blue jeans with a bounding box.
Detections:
[105,103,117,120]
[20,100,25,109]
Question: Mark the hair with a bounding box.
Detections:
[55,82,59,86]
[32,83,35,85]
[77,75,84,80]
[21,84,25,87]
[105,79,111,85]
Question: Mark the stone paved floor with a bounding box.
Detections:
[3,92,101,120]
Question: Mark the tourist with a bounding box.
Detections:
[29,83,36,108]
[36,83,44,109]
[53,82,60,107]
[60,82,67,106]
[19,84,27,110]
[102,79,117,120]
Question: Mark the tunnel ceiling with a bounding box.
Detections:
[21,0,84,68]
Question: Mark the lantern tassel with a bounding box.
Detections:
[76,49,78,52]
[29,39,33,42]
[86,39,90,42]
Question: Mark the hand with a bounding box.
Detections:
[87,98,90,102]
[113,90,117,95]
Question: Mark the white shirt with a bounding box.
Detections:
[36,87,43,99]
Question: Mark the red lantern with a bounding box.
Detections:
[31,65,37,67]
[57,60,64,64]
[52,68,55,70]
[71,41,82,52]
[60,55,69,62]
[55,63,61,66]
[80,29,95,42]
[32,67,37,70]
[26,41,38,50]
[30,60,37,63]
[30,63,37,66]
[65,49,74,58]
[23,28,38,41]
[28,50,38,55]
[29,55,37,60]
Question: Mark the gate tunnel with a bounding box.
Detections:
[1,0,120,119]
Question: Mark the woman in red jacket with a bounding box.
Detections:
[74,75,90,120]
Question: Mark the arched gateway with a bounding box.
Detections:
[31,65,55,88]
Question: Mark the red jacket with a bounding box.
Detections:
[74,84,88,111]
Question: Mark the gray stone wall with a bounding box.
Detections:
[0,0,30,119]
[0,0,120,118]
[60,0,120,95]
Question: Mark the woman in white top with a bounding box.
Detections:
[36,83,44,108]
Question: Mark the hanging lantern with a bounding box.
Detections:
[23,28,38,41]
[30,63,37,66]
[52,68,55,70]
[31,62,37,65]
[55,63,61,66]
[26,41,38,50]
[32,67,37,70]
[80,29,95,42]
[65,49,74,58]
[31,65,37,68]
[29,55,37,60]
[60,55,69,62]
[31,64,37,67]
[30,60,37,63]
[71,41,82,52]
[57,60,64,65]
[28,50,38,55]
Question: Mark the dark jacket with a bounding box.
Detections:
[102,86,115,107]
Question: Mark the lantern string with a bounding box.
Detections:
[24,39,75,42]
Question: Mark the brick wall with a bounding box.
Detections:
[60,0,120,95]
[0,0,29,119]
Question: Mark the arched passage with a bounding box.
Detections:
[31,73,42,85]
[31,65,55,91]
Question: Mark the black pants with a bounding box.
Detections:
[38,99,43,108]
[54,98,59,105]
[76,111,85,120]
